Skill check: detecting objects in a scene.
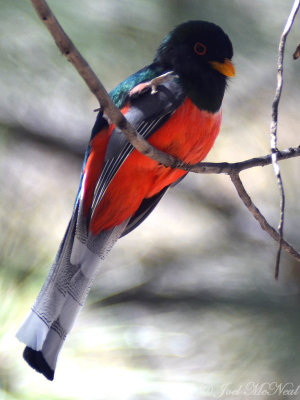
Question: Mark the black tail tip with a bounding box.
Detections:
[23,346,54,381]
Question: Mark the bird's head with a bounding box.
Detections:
[155,21,235,112]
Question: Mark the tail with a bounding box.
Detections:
[16,203,128,380]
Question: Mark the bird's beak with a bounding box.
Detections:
[210,58,235,77]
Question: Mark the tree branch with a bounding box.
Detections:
[30,0,180,169]
[293,42,300,59]
[269,0,300,277]
[229,173,300,263]
[179,146,300,175]
[30,0,300,266]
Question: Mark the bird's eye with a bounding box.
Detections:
[193,42,206,56]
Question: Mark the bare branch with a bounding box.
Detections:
[269,0,300,277]
[229,173,300,263]
[182,146,300,175]
[30,0,300,265]
[30,0,180,169]
[293,42,300,59]
[30,1,300,175]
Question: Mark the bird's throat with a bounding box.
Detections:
[180,74,226,113]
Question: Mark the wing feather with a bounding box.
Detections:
[86,76,186,225]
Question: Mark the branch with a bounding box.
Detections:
[293,42,300,59]
[179,146,300,175]
[230,173,300,263]
[269,0,300,277]
[30,0,300,265]
[30,0,180,169]
[271,0,300,147]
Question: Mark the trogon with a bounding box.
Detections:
[17,20,235,380]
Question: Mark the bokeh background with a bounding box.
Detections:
[1,1,300,399]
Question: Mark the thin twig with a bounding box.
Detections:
[230,173,300,263]
[293,42,300,59]
[269,0,300,278]
[182,146,300,175]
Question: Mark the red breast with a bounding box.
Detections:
[85,98,221,234]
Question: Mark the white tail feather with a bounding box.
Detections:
[16,208,128,379]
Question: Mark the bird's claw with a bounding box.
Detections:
[129,71,178,98]
[148,71,178,94]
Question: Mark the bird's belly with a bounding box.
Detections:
[90,98,221,234]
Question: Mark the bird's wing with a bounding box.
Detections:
[83,75,186,226]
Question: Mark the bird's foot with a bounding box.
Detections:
[148,71,178,94]
[129,71,178,98]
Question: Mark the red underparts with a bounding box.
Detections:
[83,98,222,235]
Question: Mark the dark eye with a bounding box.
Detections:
[193,42,206,56]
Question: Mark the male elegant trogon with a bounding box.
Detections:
[17,20,235,380]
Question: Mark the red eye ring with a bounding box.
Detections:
[194,42,206,56]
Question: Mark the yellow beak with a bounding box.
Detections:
[210,58,235,77]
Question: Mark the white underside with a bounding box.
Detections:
[16,311,49,351]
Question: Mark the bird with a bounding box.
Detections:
[16,20,234,380]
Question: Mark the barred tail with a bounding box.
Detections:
[16,202,128,380]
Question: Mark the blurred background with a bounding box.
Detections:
[1,1,300,399]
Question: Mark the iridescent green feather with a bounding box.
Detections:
[109,63,164,108]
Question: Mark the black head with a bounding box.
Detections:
[155,21,234,112]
